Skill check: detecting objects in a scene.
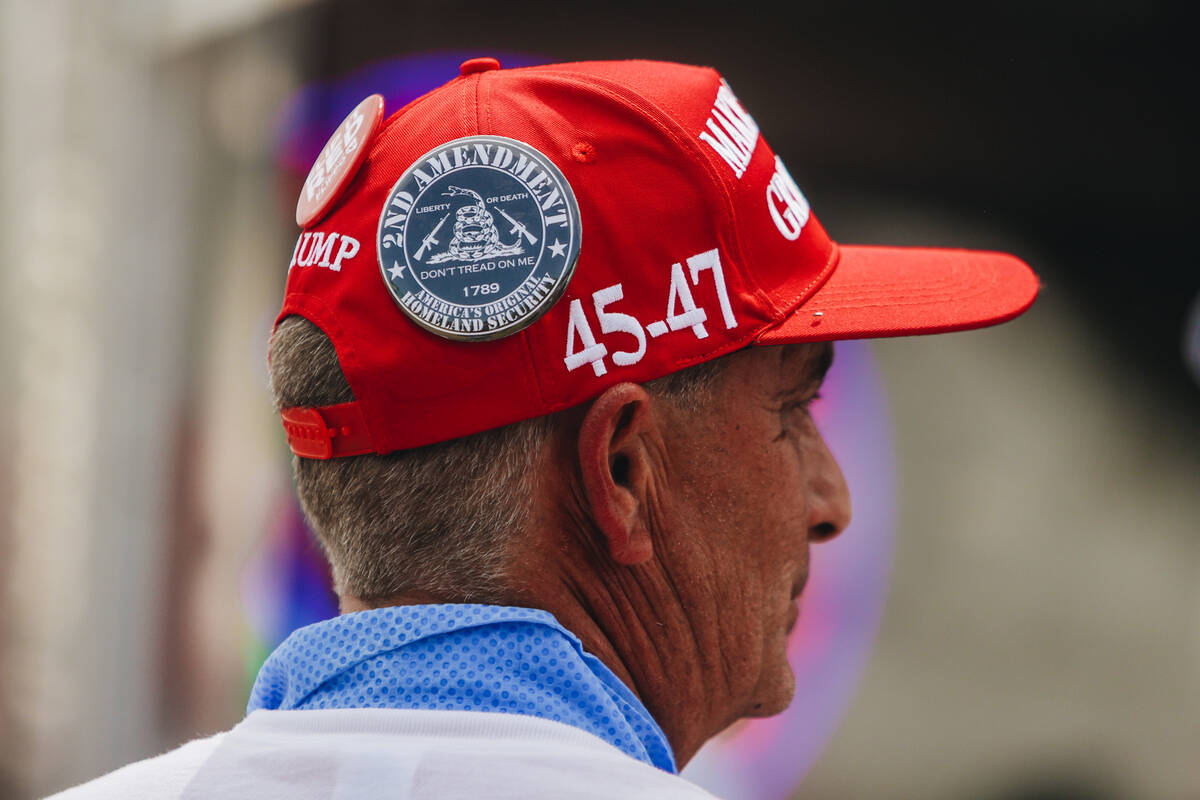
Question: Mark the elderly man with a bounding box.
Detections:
[55,58,1036,798]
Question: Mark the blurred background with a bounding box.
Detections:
[1,1,1197,798]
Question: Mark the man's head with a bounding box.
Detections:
[269,313,847,762]
[271,57,1037,764]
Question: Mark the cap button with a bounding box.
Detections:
[460,57,501,76]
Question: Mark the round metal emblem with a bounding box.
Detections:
[376,135,582,341]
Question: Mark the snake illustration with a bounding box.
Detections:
[426,186,525,264]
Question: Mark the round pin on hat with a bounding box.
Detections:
[296,93,385,228]
[376,134,582,341]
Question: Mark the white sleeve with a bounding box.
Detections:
[43,733,227,800]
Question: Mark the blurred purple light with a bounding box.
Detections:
[273,51,548,175]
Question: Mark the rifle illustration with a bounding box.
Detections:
[415,213,450,260]
[496,208,538,245]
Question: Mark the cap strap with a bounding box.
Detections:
[280,403,373,459]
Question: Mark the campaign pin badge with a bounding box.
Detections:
[376,135,582,341]
[296,94,385,228]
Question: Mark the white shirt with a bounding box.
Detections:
[48,708,720,799]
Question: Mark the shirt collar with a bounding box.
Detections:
[248,604,677,773]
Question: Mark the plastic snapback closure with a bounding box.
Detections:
[280,403,373,459]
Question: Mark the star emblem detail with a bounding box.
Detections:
[548,239,567,258]
[388,262,406,280]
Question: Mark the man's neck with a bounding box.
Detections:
[506,532,720,768]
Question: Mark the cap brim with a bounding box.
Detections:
[756,244,1039,344]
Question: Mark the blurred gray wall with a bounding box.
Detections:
[0,1,306,795]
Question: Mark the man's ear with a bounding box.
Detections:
[577,383,659,566]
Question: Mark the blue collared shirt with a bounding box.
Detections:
[248,604,677,773]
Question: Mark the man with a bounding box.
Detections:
[55,57,1037,798]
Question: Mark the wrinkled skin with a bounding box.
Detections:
[516,342,852,767]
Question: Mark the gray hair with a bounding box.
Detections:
[268,315,726,603]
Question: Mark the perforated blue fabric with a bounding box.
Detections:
[247,604,677,773]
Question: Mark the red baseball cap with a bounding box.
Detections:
[277,57,1038,459]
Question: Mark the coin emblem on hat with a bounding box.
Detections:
[377,135,582,341]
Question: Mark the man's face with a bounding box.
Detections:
[655,343,851,723]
